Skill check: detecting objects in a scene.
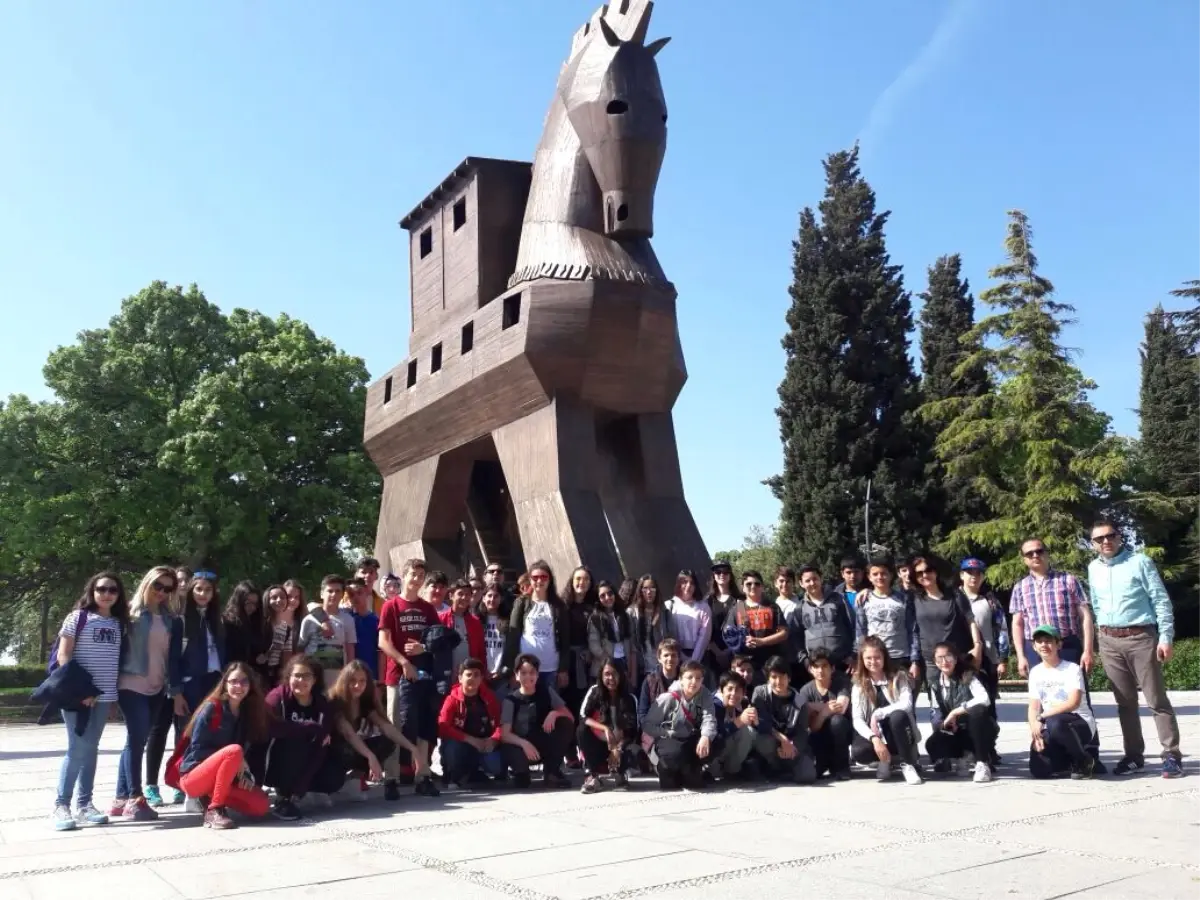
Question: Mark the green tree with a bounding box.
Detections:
[713,525,781,590]
[0,282,379,661]
[922,210,1130,586]
[771,146,929,572]
[918,254,991,543]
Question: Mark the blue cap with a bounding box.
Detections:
[960,558,986,572]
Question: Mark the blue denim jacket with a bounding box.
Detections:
[120,610,178,680]
[168,616,227,697]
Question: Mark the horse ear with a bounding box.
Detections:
[646,36,670,56]
[598,16,621,47]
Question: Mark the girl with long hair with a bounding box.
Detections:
[144,564,188,807]
[628,575,670,684]
[577,658,638,794]
[263,583,296,683]
[666,569,712,667]
[586,581,634,680]
[327,660,416,802]
[175,662,270,829]
[480,586,510,690]
[704,562,743,673]
[167,572,227,811]
[503,560,569,692]
[111,566,178,822]
[51,572,129,831]
[224,580,270,681]
[850,635,924,785]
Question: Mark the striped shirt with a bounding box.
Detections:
[1009,570,1089,640]
[61,611,122,702]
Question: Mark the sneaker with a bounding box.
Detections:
[934,758,953,775]
[1114,756,1145,776]
[875,760,892,781]
[183,796,206,814]
[170,789,186,805]
[109,799,128,818]
[581,774,603,794]
[612,771,628,789]
[414,776,441,798]
[901,764,924,785]
[542,769,570,790]
[383,779,401,802]
[272,798,301,821]
[123,797,159,821]
[309,792,334,809]
[51,805,77,831]
[74,804,109,826]
[565,756,583,770]
[833,768,851,782]
[1163,757,1185,779]
[143,785,164,807]
[1070,756,1097,780]
[973,761,993,784]
[203,806,236,830]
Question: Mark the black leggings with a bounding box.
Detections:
[576,721,634,773]
[925,705,997,762]
[265,739,346,797]
[500,717,573,775]
[851,709,920,767]
[145,691,178,786]
[1029,713,1093,778]
[341,735,396,776]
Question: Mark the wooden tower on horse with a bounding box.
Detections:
[363,0,710,588]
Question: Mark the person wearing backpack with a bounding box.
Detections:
[170,661,271,829]
[50,572,129,832]
[641,661,717,790]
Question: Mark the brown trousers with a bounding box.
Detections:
[1098,628,1181,761]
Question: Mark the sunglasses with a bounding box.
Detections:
[530,574,549,583]
[1023,548,1046,558]
[151,581,175,593]
[914,569,933,577]
[94,585,119,595]
[225,678,249,687]
[1091,532,1119,543]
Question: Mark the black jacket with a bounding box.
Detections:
[32,660,101,734]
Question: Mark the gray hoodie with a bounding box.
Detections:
[641,679,718,748]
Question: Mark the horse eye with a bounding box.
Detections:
[606,99,628,115]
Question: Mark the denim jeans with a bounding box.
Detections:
[440,739,506,781]
[57,701,111,808]
[116,690,163,799]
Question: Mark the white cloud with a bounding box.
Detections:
[858,0,983,150]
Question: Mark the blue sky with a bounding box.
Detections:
[1,0,1196,554]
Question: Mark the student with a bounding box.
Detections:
[789,564,856,675]
[340,557,385,616]
[637,639,681,725]
[641,661,717,790]
[51,572,128,831]
[175,662,271,829]
[957,559,1009,731]
[925,642,996,782]
[797,649,852,780]
[850,636,924,784]
[727,571,788,674]
[503,560,570,691]
[480,587,510,691]
[499,654,574,788]
[836,554,867,622]
[578,658,638,793]
[223,580,269,682]
[440,579,486,683]
[730,654,761,692]
[560,566,598,747]
[437,659,506,787]
[424,570,452,616]
[774,566,800,619]
[586,580,635,679]
[263,583,296,685]
[143,568,187,808]
[377,557,441,796]
[327,660,413,802]
[112,566,178,822]
[709,672,757,780]
[704,563,742,674]
[300,575,357,689]
[667,569,712,667]
[263,656,346,819]
[1027,625,1098,780]
[347,577,382,682]
[750,656,817,784]
[854,557,921,683]
[629,574,670,684]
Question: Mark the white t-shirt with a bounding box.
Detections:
[60,611,121,703]
[484,615,505,675]
[775,595,799,619]
[301,609,357,671]
[1028,659,1096,735]
[519,600,558,672]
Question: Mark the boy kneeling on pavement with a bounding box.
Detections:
[750,655,817,783]
[709,671,758,781]
[642,661,717,789]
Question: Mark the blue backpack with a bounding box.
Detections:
[46,610,88,674]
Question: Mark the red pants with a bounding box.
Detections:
[179,745,269,816]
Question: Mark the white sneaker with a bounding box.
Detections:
[183,797,206,814]
[973,761,993,783]
[51,805,77,832]
[875,760,892,781]
[901,764,924,785]
[305,792,334,809]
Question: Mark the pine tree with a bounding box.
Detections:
[925,210,1128,585]
[918,254,990,541]
[771,146,928,572]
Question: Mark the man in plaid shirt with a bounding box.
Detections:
[1011,537,1096,679]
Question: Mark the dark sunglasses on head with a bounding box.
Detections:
[1023,548,1046,558]
[94,585,119,595]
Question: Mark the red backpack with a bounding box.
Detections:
[164,702,223,790]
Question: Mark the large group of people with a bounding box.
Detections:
[42,518,1184,832]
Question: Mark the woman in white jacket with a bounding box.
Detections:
[850,635,924,784]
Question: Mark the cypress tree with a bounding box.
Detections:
[926,210,1128,585]
[918,254,990,541]
[771,146,928,572]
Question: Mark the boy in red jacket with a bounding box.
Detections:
[437,658,505,787]
[439,579,485,679]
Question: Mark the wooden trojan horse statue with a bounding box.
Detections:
[363,0,710,589]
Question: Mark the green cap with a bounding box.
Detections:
[1032,624,1061,640]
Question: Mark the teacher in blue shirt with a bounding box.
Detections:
[1087,519,1184,779]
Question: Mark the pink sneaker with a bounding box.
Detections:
[109,799,127,818]
[123,797,159,822]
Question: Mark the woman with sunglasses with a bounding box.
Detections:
[51,572,129,831]
[144,564,189,808]
[503,561,569,692]
[910,556,983,692]
[111,566,179,822]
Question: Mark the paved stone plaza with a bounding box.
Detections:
[0,692,1196,899]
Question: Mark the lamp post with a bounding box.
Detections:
[864,477,872,558]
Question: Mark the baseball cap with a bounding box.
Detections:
[960,558,987,572]
[1031,624,1061,640]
